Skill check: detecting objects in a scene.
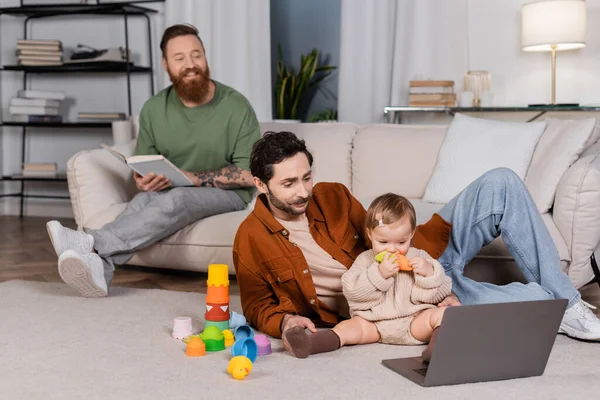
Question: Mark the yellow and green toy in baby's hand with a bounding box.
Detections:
[374,251,413,271]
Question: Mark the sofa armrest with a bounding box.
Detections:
[67,148,137,230]
[553,141,600,289]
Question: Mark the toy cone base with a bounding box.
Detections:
[203,338,225,352]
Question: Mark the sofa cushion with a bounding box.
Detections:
[129,209,252,272]
[259,122,358,190]
[68,149,137,230]
[554,141,600,288]
[422,114,546,204]
[525,117,596,213]
[352,124,447,200]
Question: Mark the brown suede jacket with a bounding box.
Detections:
[232,182,452,338]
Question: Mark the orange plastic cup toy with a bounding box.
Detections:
[395,253,412,271]
[185,337,206,357]
[205,286,230,306]
[374,251,413,272]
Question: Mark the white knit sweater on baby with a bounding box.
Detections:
[342,247,453,321]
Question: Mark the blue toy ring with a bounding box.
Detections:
[231,338,258,363]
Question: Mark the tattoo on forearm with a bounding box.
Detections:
[194,165,250,189]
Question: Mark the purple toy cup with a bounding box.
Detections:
[254,334,272,356]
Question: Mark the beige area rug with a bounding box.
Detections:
[1,280,600,400]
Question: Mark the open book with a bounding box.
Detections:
[101,144,194,187]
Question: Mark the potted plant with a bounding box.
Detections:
[308,108,338,123]
[274,45,337,122]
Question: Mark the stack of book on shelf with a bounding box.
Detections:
[78,112,127,121]
[16,39,63,67]
[20,163,58,178]
[408,80,456,107]
[9,90,66,123]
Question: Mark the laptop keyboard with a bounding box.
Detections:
[413,367,428,377]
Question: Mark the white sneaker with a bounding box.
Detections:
[58,250,108,298]
[47,220,94,257]
[559,299,600,341]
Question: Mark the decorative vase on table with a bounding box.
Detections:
[464,71,491,107]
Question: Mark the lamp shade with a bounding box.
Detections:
[522,0,586,52]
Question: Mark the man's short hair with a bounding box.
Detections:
[250,131,314,183]
[160,23,205,59]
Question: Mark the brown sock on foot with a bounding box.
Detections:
[310,329,341,355]
[284,326,312,359]
[284,327,341,359]
[421,326,440,363]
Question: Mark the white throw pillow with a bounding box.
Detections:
[422,113,546,204]
[524,117,596,213]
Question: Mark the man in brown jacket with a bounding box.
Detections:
[233,131,600,354]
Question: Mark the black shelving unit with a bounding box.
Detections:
[2,121,112,128]
[0,0,164,217]
[2,62,152,73]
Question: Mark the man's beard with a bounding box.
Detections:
[168,65,211,104]
[267,188,313,216]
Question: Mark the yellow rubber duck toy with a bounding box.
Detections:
[228,356,253,380]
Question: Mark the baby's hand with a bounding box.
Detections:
[378,252,398,279]
[410,257,434,277]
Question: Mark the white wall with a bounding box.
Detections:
[467,0,600,107]
[406,0,600,107]
[0,0,166,217]
[339,0,600,124]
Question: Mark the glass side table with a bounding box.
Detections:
[383,106,600,124]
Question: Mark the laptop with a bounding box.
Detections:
[382,299,568,387]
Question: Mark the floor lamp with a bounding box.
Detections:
[521,0,586,105]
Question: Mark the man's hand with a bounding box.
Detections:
[410,257,434,277]
[378,252,398,279]
[281,314,317,353]
[134,172,172,192]
[438,293,461,307]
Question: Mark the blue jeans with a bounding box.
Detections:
[437,168,580,309]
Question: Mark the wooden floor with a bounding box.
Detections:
[0,215,598,315]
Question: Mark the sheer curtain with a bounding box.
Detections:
[337,0,469,124]
[164,0,272,121]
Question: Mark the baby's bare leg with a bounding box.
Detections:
[333,316,380,346]
[409,306,447,342]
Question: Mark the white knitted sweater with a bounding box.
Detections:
[342,248,453,321]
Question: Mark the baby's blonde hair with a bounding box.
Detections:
[365,193,416,234]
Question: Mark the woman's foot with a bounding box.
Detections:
[283,327,341,359]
